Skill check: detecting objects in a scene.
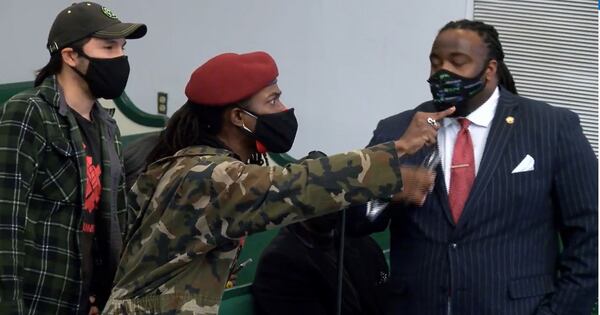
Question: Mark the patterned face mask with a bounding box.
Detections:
[427,64,487,110]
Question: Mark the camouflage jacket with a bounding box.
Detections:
[103,143,402,315]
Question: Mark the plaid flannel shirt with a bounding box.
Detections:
[0,76,128,314]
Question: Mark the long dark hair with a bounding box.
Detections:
[145,101,239,165]
[439,19,518,95]
[34,38,90,87]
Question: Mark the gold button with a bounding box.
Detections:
[505,116,515,124]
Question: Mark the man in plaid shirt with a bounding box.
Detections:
[0,3,146,314]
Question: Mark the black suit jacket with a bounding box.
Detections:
[351,88,598,315]
[252,224,390,315]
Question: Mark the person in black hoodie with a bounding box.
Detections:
[252,152,390,315]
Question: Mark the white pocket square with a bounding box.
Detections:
[512,154,535,174]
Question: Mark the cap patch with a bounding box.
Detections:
[101,7,118,19]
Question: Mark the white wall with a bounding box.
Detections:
[0,0,470,157]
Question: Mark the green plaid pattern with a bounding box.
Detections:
[0,76,128,314]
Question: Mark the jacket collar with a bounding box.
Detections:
[40,76,119,139]
[40,75,117,123]
[174,145,236,158]
[147,145,239,169]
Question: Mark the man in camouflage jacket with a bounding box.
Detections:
[104,51,454,314]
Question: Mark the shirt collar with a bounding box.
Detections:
[442,86,500,128]
[56,79,117,127]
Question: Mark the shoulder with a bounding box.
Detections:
[369,101,431,144]
[503,91,580,125]
[2,87,49,117]
[125,133,160,154]
[159,152,244,196]
[0,88,58,137]
[375,101,432,130]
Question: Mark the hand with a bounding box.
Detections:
[225,258,252,289]
[88,306,100,315]
[394,106,455,155]
[88,295,99,315]
[226,273,238,289]
[392,166,436,206]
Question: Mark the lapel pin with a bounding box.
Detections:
[505,116,514,124]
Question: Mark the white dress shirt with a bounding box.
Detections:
[438,87,500,192]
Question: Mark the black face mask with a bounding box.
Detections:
[427,65,487,112]
[241,108,298,153]
[73,53,130,99]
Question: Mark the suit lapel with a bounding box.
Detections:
[416,103,455,225]
[455,90,519,229]
[433,162,454,226]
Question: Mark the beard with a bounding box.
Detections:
[433,88,487,118]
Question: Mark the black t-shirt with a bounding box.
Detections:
[72,109,103,310]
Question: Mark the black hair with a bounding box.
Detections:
[439,19,518,95]
[34,37,91,87]
[146,101,241,165]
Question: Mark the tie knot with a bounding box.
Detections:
[458,118,471,130]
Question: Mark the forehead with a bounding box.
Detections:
[253,83,280,98]
[86,37,126,46]
[431,29,488,57]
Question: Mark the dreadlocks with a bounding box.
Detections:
[145,101,234,165]
[145,100,269,166]
[440,19,518,95]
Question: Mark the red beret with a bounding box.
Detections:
[185,51,279,106]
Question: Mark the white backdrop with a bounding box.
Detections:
[1,0,470,157]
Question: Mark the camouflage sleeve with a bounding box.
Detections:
[194,141,402,242]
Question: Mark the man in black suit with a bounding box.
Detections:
[253,151,390,315]
[351,19,598,315]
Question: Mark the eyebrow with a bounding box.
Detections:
[429,51,470,60]
[449,52,470,59]
[268,91,282,98]
[102,39,127,47]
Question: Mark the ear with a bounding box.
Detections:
[229,107,246,128]
[60,47,80,67]
[486,59,498,82]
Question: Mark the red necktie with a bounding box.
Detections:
[449,118,475,223]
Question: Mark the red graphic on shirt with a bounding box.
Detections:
[82,144,101,233]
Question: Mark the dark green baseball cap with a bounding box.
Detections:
[46,2,147,54]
